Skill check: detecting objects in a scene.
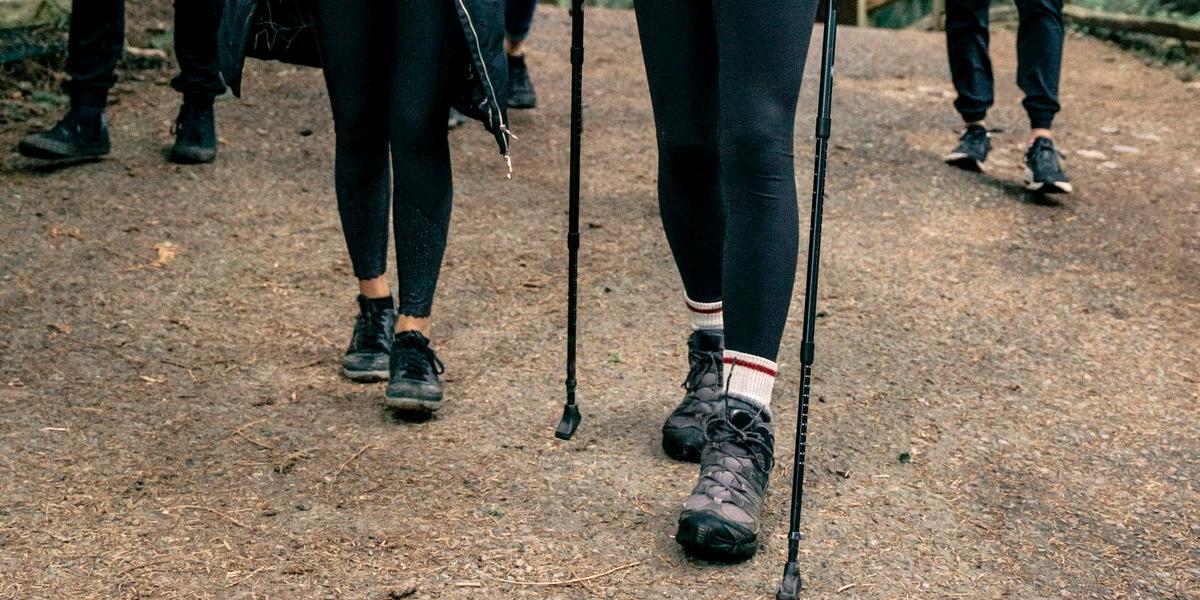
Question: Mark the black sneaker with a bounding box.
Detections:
[506,54,537,110]
[662,330,724,462]
[342,295,396,382]
[944,123,991,172]
[675,396,774,562]
[17,106,111,160]
[384,331,445,413]
[1024,136,1072,194]
[170,102,217,164]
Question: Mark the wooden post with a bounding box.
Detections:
[857,0,868,27]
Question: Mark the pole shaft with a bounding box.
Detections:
[782,0,837,569]
[565,0,584,408]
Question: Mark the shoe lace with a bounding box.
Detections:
[398,335,445,378]
[353,310,391,352]
[681,350,721,392]
[702,395,773,479]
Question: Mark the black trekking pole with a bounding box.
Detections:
[555,0,585,441]
[775,2,838,598]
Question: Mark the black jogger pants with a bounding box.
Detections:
[63,0,224,108]
[946,0,1064,129]
[634,0,819,361]
[315,0,463,318]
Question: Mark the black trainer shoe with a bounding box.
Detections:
[662,330,725,462]
[675,396,774,562]
[385,331,445,413]
[506,54,537,110]
[17,106,111,159]
[1024,136,1073,194]
[944,123,991,172]
[170,102,217,164]
[342,295,396,382]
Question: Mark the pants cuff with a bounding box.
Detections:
[959,110,987,124]
[1029,114,1055,130]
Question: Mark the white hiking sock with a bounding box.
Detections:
[722,350,777,409]
[686,296,723,331]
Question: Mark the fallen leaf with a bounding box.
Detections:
[151,242,179,268]
[48,225,82,240]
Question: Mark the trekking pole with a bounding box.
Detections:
[555,0,585,440]
[775,2,837,598]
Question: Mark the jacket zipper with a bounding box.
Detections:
[455,0,512,175]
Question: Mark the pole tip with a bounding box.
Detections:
[554,402,582,440]
[775,561,802,600]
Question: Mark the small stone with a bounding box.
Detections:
[1100,161,1119,170]
[1112,145,1140,154]
[1075,149,1108,161]
[1100,126,1119,134]
[1133,132,1162,143]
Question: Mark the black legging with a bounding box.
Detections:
[634,0,818,361]
[314,0,463,317]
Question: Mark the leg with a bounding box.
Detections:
[315,0,391,288]
[505,0,538,50]
[504,0,539,108]
[316,0,397,383]
[945,0,993,125]
[62,0,124,108]
[633,0,723,310]
[714,0,817,370]
[1014,0,1064,132]
[386,0,460,321]
[171,0,227,104]
[669,0,817,564]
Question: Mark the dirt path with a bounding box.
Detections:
[1,8,1197,599]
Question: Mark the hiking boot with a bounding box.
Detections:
[342,295,396,382]
[384,330,445,413]
[18,106,111,159]
[170,101,217,164]
[506,54,537,110]
[1024,136,1072,194]
[944,123,991,172]
[662,330,725,462]
[675,396,774,562]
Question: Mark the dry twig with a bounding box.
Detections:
[162,504,253,529]
[483,561,641,587]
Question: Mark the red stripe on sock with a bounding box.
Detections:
[723,357,777,377]
[687,305,723,315]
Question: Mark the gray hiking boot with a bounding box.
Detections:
[661,330,724,462]
[675,396,774,562]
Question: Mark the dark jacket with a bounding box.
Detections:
[218,0,511,157]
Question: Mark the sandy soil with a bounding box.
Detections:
[1,7,1197,599]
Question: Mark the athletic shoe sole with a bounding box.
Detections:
[18,138,110,160]
[170,146,217,165]
[383,394,443,413]
[508,99,537,110]
[1024,168,1073,194]
[945,152,985,173]
[675,511,759,562]
[342,368,389,383]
